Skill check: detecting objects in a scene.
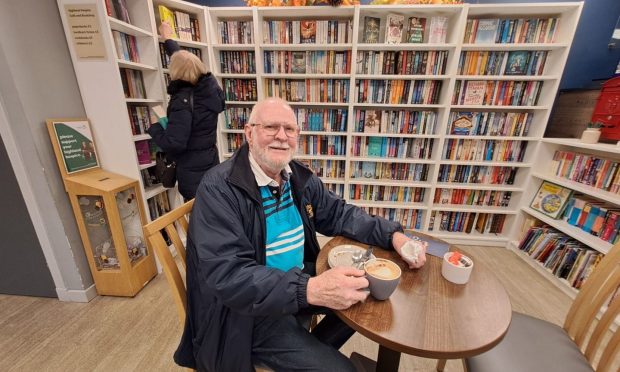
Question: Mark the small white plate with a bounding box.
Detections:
[328,244,376,269]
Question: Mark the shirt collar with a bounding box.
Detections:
[248,151,292,187]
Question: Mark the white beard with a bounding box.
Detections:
[251,140,295,174]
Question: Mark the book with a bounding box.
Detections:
[367,137,383,157]
[385,14,405,44]
[363,110,381,133]
[362,162,376,179]
[291,51,306,74]
[530,181,573,219]
[151,105,166,119]
[450,112,473,135]
[363,17,381,43]
[158,5,178,39]
[300,20,316,44]
[474,19,499,44]
[504,51,529,75]
[462,81,486,106]
[428,16,448,44]
[406,17,426,43]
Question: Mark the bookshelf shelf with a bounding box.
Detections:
[117,60,158,71]
[435,182,524,192]
[125,98,162,104]
[133,134,151,142]
[350,201,428,209]
[541,138,620,155]
[144,184,167,199]
[455,75,560,81]
[349,179,430,188]
[433,205,517,214]
[520,207,612,255]
[439,160,531,167]
[356,43,456,51]
[260,44,353,51]
[213,44,257,51]
[108,17,152,37]
[431,232,510,243]
[138,161,156,171]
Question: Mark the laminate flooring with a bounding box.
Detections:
[0,245,574,371]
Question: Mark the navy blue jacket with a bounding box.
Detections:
[148,40,225,199]
[174,143,403,371]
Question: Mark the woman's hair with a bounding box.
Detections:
[169,50,208,85]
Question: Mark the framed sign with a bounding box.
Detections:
[47,119,100,177]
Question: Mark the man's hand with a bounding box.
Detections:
[392,231,427,269]
[159,21,174,40]
[307,266,369,310]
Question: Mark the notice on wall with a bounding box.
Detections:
[51,120,100,174]
[64,4,106,60]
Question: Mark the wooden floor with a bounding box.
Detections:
[0,245,574,372]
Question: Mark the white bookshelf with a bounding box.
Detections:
[206,4,584,246]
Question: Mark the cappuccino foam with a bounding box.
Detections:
[366,262,399,279]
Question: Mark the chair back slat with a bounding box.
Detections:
[143,199,194,324]
[562,242,620,370]
[585,294,620,361]
[597,325,620,372]
[148,232,186,323]
[165,223,187,269]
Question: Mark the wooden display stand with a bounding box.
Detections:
[46,119,156,296]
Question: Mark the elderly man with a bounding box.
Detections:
[174,97,426,371]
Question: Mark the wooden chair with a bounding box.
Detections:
[465,242,620,372]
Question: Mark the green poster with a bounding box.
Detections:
[52,121,99,173]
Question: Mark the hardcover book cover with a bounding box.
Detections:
[364,110,381,133]
[406,17,426,43]
[450,112,474,135]
[474,19,499,44]
[462,81,486,106]
[158,5,178,39]
[291,51,306,74]
[504,51,530,75]
[428,16,448,44]
[385,14,405,44]
[363,17,381,43]
[530,181,573,219]
[300,20,316,44]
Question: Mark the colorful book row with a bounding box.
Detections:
[464,17,558,44]
[222,78,258,101]
[355,109,437,135]
[356,50,448,76]
[361,206,423,230]
[549,150,620,194]
[430,211,507,234]
[262,20,352,44]
[350,185,426,203]
[263,50,351,75]
[442,139,528,162]
[351,137,434,159]
[355,79,442,105]
[458,50,548,76]
[453,80,542,106]
[519,226,602,289]
[433,188,512,207]
[448,111,532,137]
[217,20,254,44]
[437,164,518,184]
[264,79,349,103]
[295,108,348,132]
[220,51,256,74]
[350,162,429,182]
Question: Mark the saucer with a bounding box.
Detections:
[328,244,376,268]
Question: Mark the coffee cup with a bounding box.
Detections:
[363,258,401,300]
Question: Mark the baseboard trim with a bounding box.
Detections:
[56,284,97,303]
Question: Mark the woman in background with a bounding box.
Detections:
[148,22,225,201]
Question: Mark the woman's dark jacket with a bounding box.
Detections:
[174,143,403,371]
[147,40,225,200]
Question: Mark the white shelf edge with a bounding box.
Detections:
[520,207,612,255]
[144,184,167,199]
[541,138,620,155]
[431,205,517,214]
[434,183,524,192]
[138,161,156,170]
[133,134,151,141]
[349,201,427,209]
[117,60,157,71]
[108,17,152,37]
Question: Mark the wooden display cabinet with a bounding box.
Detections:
[47,119,156,297]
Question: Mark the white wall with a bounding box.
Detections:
[0,0,95,301]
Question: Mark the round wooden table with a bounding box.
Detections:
[316,236,512,372]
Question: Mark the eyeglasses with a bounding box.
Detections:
[250,123,300,138]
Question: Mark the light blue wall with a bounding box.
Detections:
[193,0,620,89]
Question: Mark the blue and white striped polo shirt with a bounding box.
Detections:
[249,153,305,271]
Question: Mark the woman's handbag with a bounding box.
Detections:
[155,152,177,188]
